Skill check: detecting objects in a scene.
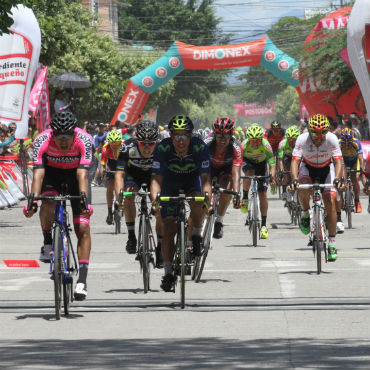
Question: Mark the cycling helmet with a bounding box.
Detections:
[246,124,264,139]
[136,120,159,141]
[340,127,353,142]
[213,117,235,134]
[271,120,281,129]
[286,125,300,139]
[107,130,122,143]
[308,114,329,132]
[50,111,77,132]
[168,115,194,132]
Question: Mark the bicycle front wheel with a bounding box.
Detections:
[63,236,72,316]
[180,221,186,309]
[53,225,63,320]
[314,206,322,275]
[252,194,259,247]
[140,216,150,293]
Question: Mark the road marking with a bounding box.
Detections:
[0,276,47,291]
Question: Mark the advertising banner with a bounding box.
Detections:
[235,102,275,117]
[0,5,41,137]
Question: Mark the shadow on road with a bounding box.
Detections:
[0,337,368,369]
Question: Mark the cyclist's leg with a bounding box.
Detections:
[105,173,115,224]
[298,163,312,235]
[123,176,139,254]
[282,156,292,197]
[256,161,269,238]
[352,159,361,212]
[214,172,232,239]
[241,160,254,212]
[71,181,92,300]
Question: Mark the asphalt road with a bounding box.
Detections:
[0,187,369,369]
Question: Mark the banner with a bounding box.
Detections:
[111,38,299,125]
[28,65,48,115]
[0,6,41,138]
[347,0,370,115]
[234,102,275,117]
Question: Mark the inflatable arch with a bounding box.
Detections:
[110,37,299,125]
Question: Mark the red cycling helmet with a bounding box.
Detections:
[213,117,235,134]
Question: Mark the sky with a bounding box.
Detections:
[213,0,345,82]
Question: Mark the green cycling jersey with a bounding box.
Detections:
[277,138,294,158]
[242,138,275,166]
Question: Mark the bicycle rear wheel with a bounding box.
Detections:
[252,194,259,247]
[194,213,214,283]
[53,225,63,320]
[63,235,73,316]
[314,207,322,275]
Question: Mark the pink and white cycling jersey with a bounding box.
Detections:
[292,132,342,168]
[32,128,92,170]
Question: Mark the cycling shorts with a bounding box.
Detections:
[41,166,89,225]
[283,155,292,171]
[124,172,152,191]
[242,159,268,192]
[210,167,232,185]
[160,176,202,219]
[343,157,360,171]
[298,162,336,197]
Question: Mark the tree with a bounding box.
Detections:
[22,0,174,121]
[238,15,323,105]
[0,1,20,35]
[117,0,230,122]
[274,86,300,126]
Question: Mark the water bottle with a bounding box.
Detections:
[270,185,276,195]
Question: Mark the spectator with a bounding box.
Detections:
[359,113,369,140]
[54,89,72,113]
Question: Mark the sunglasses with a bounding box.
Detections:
[172,134,191,141]
[215,133,231,139]
[53,131,74,140]
[249,138,262,143]
[138,141,156,147]
[311,131,326,139]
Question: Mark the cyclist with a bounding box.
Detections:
[204,117,242,238]
[277,125,300,199]
[23,111,93,300]
[99,130,123,225]
[338,128,363,215]
[114,121,163,266]
[264,120,286,156]
[289,114,343,261]
[241,124,276,239]
[150,115,212,292]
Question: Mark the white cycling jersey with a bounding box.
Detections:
[292,132,342,168]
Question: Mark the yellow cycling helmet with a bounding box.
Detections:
[247,124,264,139]
[286,125,300,139]
[107,130,122,143]
[308,114,329,132]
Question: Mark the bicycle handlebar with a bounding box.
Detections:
[241,175,272,180]
[27,192,88,212]
[213,184,239,196]
[298,183,334,189]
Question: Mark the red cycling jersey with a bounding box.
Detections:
[264,128,285,154]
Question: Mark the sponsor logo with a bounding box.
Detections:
[169,57,180,68]
[168,163,196,173]
[193,46,251,60]
[117,88,140,122]
[77,132,92,161]
[156,67,167,78]
[32,133,49,160]
[142,76,154,87]
[193,144,205,152]
[152,161,160,169]
[46,155,80,163]
[278,60,289,71]
[158,144,171,152]
[265,51,275,62]
[201,160,210,169]
[292,69,299,80]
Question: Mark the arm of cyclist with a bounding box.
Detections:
[150,173,163,212]
[114,169,125,208]
[288,158,300,192]
[333,157,344,190]
[24,168,45,217]
[77,168,91,216]
[232,165,241,208]
[200,173,212,213]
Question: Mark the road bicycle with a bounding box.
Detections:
[342,168,361,229]
[27,188,85,319]
[158,191,207,309]
[298,182,332,274]
[192,183,239,283]
[120,184,156,293]
[241,175,271,247]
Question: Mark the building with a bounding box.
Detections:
[82,0,130,41]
